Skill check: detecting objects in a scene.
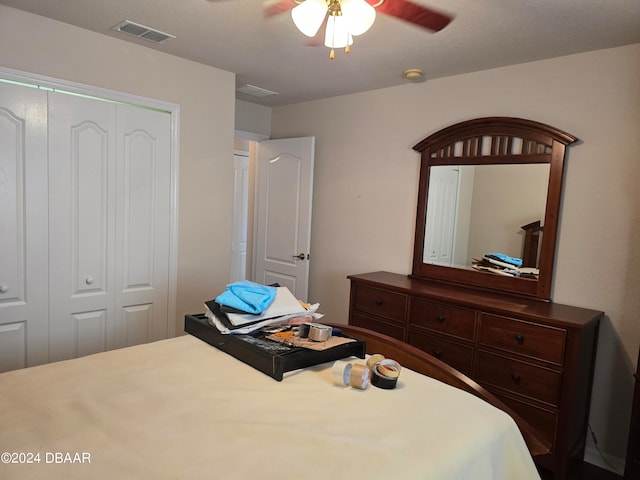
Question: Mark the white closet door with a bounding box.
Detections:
[115,104,171,347]
[0,82,49,372]
[48,92,118,362]
[48,93,172,361]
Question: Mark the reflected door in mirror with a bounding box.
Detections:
[424,166,459,266]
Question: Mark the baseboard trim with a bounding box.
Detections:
[584,445,626,476]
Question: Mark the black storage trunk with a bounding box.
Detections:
[184,314,366,381]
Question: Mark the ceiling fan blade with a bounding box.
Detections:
[264,0,296,17]
[372,0,453,32]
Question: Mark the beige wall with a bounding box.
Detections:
[235,99,271,138]
[0,5,237,335]
[271,43,640,469]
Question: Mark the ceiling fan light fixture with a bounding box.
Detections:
[341,0,376,36]
[278,0,454,59]
[291,0,328,37]
[324,14,354,49]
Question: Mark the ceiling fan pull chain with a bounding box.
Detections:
[330,47,335,59]
[345,44,350,53]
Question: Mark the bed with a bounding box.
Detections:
[0,324,544,479]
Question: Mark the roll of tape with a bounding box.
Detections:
[348,363,370,390]
[371,364,398,390]
[376,359,401,379]
[366,354,385,371]
[332,360,352,386]
[298,322,311,338]
[308,323,332,342]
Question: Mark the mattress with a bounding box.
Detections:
[0,334,540,479]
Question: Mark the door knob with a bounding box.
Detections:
[292,253,306,260]
[0,284,8,294]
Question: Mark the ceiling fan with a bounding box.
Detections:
[265,0,453,58]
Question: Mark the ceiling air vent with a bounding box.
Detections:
[236,84,279,98]
[112,20,175,44]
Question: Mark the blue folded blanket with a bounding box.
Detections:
[215,280,277,314]
[487,253,523,267]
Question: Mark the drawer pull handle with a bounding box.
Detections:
[375,300,383,306]
[434,350,442,359]
[437,315,446,323]
[514,333,525,344]
[511,373,521,383]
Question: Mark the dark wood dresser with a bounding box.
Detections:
[348,271,603,480]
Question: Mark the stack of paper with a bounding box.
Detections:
[205,286,321,334]
[471,253,539,279]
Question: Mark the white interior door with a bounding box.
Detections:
[48,92,118,361]
[254,137,314,301]
[115,103,171,348]
[230,151,250,282]
[424,166,459,266]
[0,82,49,372]
[48,92,171,361]
[0,70,177,371]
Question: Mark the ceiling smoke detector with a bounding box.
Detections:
[403,69,425,81]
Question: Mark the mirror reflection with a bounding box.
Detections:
[424,164,550,277]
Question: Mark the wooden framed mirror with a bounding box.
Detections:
[411,117,577,301]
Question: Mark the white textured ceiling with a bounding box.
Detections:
[1,0,639,107]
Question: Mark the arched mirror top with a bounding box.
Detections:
[412,117,577,300]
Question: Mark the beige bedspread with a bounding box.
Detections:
[0,335,540,479]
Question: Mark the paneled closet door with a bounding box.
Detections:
[48,93,171,361]
[48,92,118,362]
[115,103,171,347]
[0,82,49,372]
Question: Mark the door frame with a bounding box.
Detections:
[0,66,180,337]
[234,132,314,300]
[234,131,269,284]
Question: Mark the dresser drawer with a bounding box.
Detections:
[410,298,476,341]
[489,389,558,451]
[477,351,562,406]
[352,285,407,323]
[409,330,474,376]
[479,314,566,365]
[351,313,405,341]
